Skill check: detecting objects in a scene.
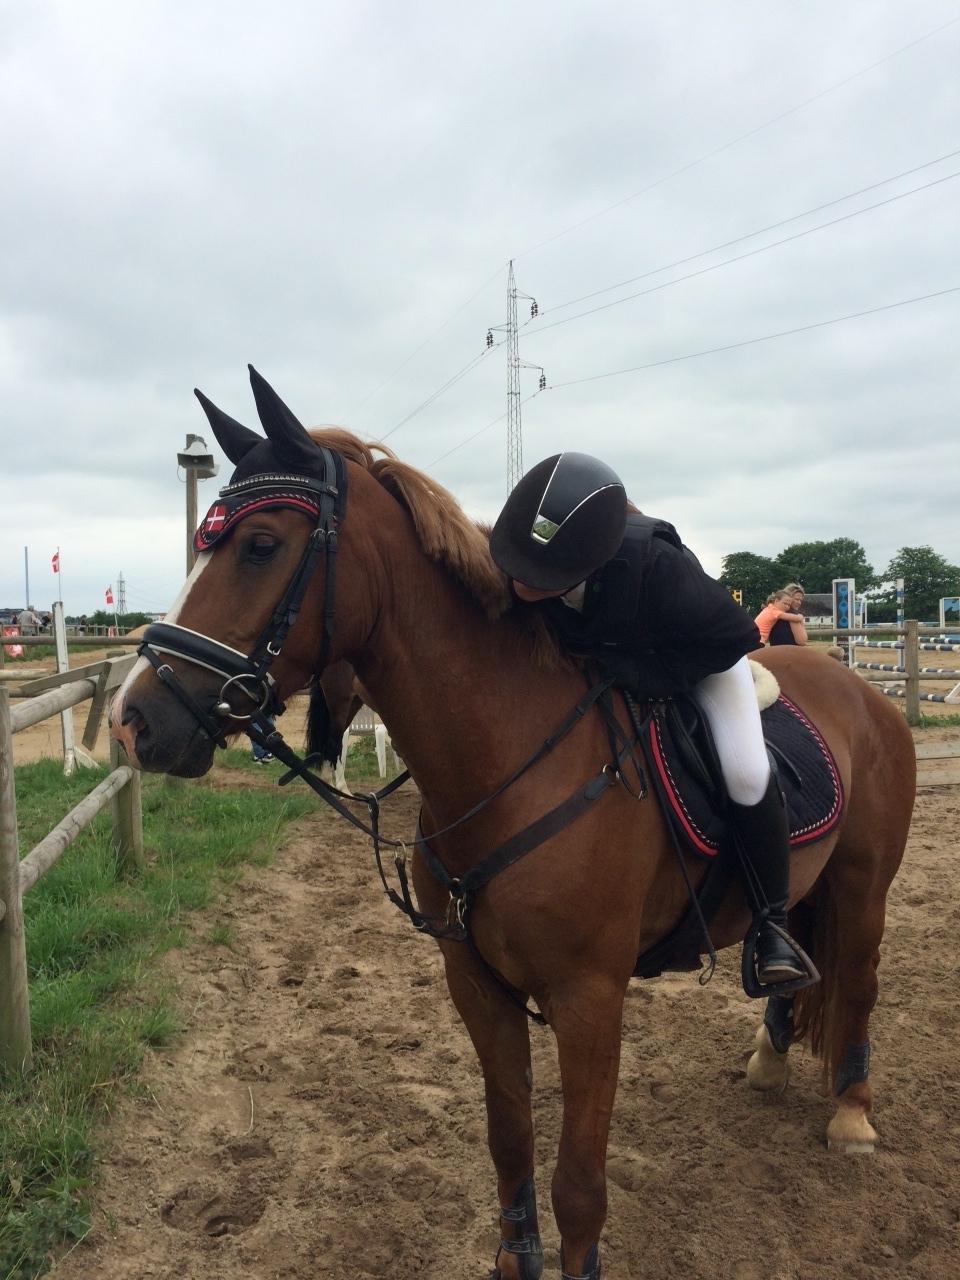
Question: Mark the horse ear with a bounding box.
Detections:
[194,389,262,465]
[248,365,323,472]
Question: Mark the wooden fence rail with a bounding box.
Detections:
[0,648,143,1074]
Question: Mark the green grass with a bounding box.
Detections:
[918,712,960,728]
[0,759,320,1280]
[219,733,404,788]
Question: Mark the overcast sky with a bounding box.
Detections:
[2,1,958,616]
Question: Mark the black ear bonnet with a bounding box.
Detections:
[192,366,345,553]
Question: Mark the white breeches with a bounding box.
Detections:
[690,656,770,806]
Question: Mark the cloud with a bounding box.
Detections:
[2,0,958,612]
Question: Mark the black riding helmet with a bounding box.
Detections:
[490,452,628,592]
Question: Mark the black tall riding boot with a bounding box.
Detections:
[728,773,819,992]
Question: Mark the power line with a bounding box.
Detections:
[427,390,543,468]
[539,148,960,316]
[548,286,960,390]
[426,286,959,466]
[515,12,960,260]
[524,169,960,337]
[352,262,506,416]
[379,341,502,441]
[360,19,960,430]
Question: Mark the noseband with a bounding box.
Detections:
[137,448,347,747]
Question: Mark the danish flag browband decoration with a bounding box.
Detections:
[193,474,335,553]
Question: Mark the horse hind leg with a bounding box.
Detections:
[334,728,351,794]
[794,840,903,1154]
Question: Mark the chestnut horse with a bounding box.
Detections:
[110,370,915,1279]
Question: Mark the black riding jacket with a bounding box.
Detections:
[540,513,761,699]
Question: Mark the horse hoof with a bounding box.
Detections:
[746,1023,790,1093]
[826,1104,877,1154]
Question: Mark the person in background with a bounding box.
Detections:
[490,452,817,991]
[772,583,807,646]
[251,714,276,763]
[755,591,807,647]
[17,606,39,636]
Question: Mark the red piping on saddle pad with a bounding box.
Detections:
[775,694,844,843]
[647,718,717,857]
[647,694,845,857]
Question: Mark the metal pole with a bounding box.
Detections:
[506,260,522,492]
[54,601,77,776]
[186,465,198,577]
[23,546,30,612]
[0,688,33,1072]
[904,619,920,726]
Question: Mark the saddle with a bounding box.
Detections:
[648,693,843,862]
[633,690,844,979]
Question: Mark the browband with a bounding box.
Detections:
[194,473,339,553]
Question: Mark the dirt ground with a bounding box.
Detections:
[26,768,955,1275]
[8,652,960,1277]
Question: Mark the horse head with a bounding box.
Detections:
[109,367,379,777]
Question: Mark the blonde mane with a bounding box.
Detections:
[308,427,567,667]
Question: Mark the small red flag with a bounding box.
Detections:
[51,551,60,573]
[105,586,114,605]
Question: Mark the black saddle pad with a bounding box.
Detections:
[645,694,844,861]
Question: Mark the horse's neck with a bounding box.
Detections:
[354,555,568,820]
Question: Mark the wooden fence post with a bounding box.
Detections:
[0,688,33,1072]
[904,619,920,726]
[110,738,144,875]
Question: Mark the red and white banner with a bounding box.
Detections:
[105,586,114,605]
[51,551,60,573]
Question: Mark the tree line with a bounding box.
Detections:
[718,539,960,621]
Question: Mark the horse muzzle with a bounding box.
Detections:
[110,682,222,777]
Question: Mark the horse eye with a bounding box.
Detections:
[246,537,278,563]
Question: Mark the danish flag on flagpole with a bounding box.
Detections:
[51,551,60,573]
[105,586,114,605]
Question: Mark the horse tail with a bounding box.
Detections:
[791,882,842,1087]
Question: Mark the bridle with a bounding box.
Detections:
[137,447,347,748]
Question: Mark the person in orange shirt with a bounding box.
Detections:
[755,590,807,646]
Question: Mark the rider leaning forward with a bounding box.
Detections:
[490,452,818,991]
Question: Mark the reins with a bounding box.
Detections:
[243,673,627,940]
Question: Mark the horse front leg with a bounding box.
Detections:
[549,981,626,1280]
[440,944,544,1280]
